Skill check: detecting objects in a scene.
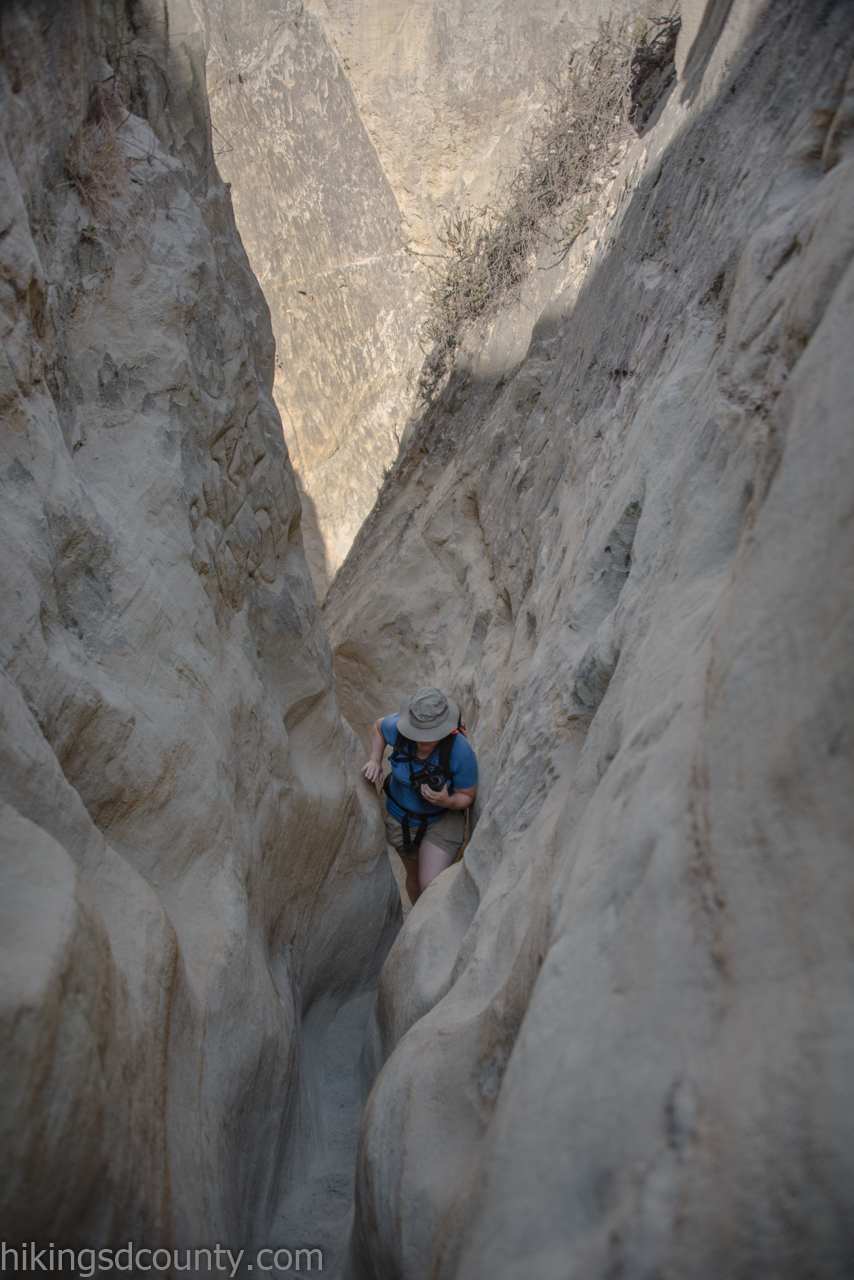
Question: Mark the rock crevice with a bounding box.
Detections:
[3,2,854,1278]
[0,0,398,1263]
[323,2,854,1276]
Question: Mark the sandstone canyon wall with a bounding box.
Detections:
[198,0,635,594]
[323,0,854,1276]
[3,0,854,1277]
[303,0,632,248]
[198,0,426,593]
[0,0,398,1265]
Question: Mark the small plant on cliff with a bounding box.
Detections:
[63,0,139,228]
[418,11,680,402]
[64,91,130,226]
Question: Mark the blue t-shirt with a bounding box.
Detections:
[381,712,478,824]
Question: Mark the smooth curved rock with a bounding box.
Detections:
[0,800,156,1245]
[324,2,854,1275]
[0,0,398,1260]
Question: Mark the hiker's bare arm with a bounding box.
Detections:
[362,719,387,784]
[419,782,476,811]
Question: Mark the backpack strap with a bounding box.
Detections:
[437,710,466,792]
[384,735,430,854]
[438,733,455,793]
[388,730,414,766]
[402,811,429,854]
[382,770,429,854]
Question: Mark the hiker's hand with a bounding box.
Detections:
[420,781,451,807]
[362,759,383,784]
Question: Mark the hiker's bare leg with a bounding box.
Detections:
[400,854,420,905]
[418,840,455,896]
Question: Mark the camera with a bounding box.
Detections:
[412,765,447,792]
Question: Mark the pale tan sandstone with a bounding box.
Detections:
[0,0,397,1264]
[195,0,426,593]
[0,798,169,1247]
[323,2,854,1276]
[306,0,634,248]
[198,0,638,594]
[5,0,853,1275]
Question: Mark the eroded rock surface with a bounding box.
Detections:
[199,0,426,593]
[305,0,632,247]
[0,0,398,1262]
[200,0,635,594]
[323,2,854,1275]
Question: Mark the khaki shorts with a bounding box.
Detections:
[383,806,466,860]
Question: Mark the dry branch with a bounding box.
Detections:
[418,13,680,402]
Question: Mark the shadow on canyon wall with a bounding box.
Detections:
[293,469,333,600]
[0,0,398,1269]
[322,2,854,1276]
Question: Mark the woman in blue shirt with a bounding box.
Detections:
[362,687,478,905]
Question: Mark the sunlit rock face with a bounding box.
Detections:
[200,0,426,594]
[305,0,633,247]
[200,0,635,595]
[324,1,854,1276]
[0,0,398,1263]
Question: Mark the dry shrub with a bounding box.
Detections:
[418,12,680,402]
[630,13,681,127]
[64,87,130,226]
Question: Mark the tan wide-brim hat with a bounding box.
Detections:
[398,687,459,742]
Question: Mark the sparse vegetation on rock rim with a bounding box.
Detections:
[417,11,680,402]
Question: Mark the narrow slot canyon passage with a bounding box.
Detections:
[2,2,854,1279]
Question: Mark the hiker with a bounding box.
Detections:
[362,687,478,906]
